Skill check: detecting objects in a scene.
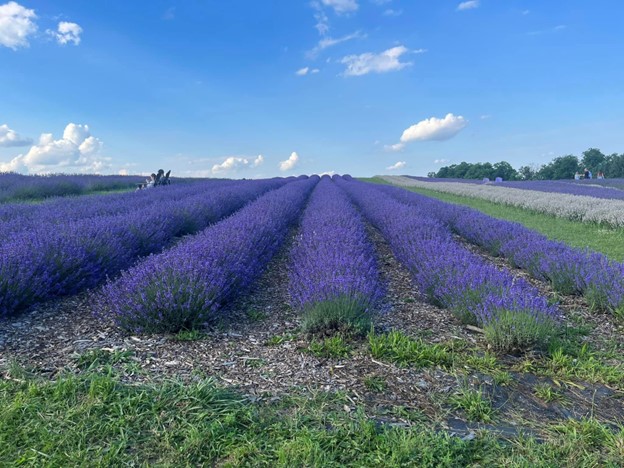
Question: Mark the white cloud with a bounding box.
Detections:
[528,24,566,36]
[480,114,491,120]
[0,123,110,174]
[390,113,468,150]
[211,154,265,175]
[434,159,450,165]
[386,161,406,170]
[341,45,415,76]
[119,169,129,176]
[321,0,358,14]
[295,67,320,76]
[383,9,402,17]
[48,21,82,45]
[457,1,479,11]
[279,152,299,172]
[317,170,335,176]
[308,30,365,58]
[0,123,32,147]
[0,1,37,50]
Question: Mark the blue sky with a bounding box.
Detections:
[1,0,623,177]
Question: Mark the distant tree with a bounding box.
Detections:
[518,164,540,180]
[581,148,606,172]
[537,155,580,180]
[427,171,437,178]
[604,153,624,178]
[492,161,519,180]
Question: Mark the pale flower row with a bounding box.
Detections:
[381,176,624,227]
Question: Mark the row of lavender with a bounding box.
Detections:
[100,177,318,332]
[407,176,624,200]
[289,177,383,334]
[0,172,145,203]
[0,179,236,242]
[375,183,624,317]
[385,176,624,227]
[336,177,561,350]
[0,178,291,318]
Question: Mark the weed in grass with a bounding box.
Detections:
[534,383,563,403]
[391,405,426,423]
[301,295,373,337]
[363,376,386,393]
[369,331,452,368]
[492,371,513,386]
[307,335,351,359]
[464,352,499,372]
[75,349,133,369]
[173,329,204,341]
[243,358,265,369]
[449,387,494,423]
[544,345,624,387]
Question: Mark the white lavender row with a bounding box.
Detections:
[382,176,624,227]
[376,183,624,317]
[0,178,289,318]
[288,176,383,334]
[337,177,561,351]
[99,176,318,333]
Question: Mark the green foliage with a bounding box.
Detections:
[536,155,580,180]
[265,332,296,346]
[369,331,452,368]
[482,310,559,353]
[75,349,133,370]
[449,387,494,422]
[301,296,373,337]
[433,160,520,180]
[307,335,352,358]
[173,329,205,341]
[533,383,563,403]
[363,376,387,393]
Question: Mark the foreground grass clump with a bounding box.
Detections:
[1,367,624,466]
[369,331,452,368]
[301,296,373,337]
[483,310,560,353]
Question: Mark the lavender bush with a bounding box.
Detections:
[99,177,318,333]
[336,178,561,352]
[376,183,624,318]
[0,178,289,318]
[384,176,624,227]
[289,176,383,335]
[0,172,146,202]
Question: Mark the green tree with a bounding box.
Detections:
[537,155,580,180]
[581,148,606,172]
[492,161,519,181]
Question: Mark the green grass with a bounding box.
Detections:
[366,177,624,261]
[449,387,494,422]
[307,335,352,358]
[2,367,624,466]
[369,331,452,368]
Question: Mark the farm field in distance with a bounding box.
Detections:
[1,173,624,466]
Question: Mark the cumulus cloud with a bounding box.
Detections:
[0,123,110,174]
[0,1,37,49]
[457,1,479,11]
[321,0,358,14]
[341,45,419,76]
[279,152,299,172]
[0,123,32,147]
[47,21,82,45]
[434,159,450,165]
[386,161,406,171]
[211,154,264,175]
[390,113,467,150]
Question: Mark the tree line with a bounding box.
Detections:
[428,148,624,180]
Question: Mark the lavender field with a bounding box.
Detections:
[2,174,624,464]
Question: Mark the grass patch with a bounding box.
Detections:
[369,178,624,262]
[265,332,297,346]
[301,296,373,337]
[534,383,564,403]
[75,349,133,370]
[307,335,352,359]
[363,376,387,393]
[246,308,267,322]
[449,387,494,423]
[369,331,452,368]
[482,311,560,353]
[2,368,624,465]
[173,329,205,341]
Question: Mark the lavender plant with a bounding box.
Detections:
[336,178,561,352]
[384,176,624,227]
[376,183,624,318]
[99,177,318,333]
[0,178,289,318]
[289,176,383,336]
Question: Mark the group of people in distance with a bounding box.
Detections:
[137,169,171,190]
[574,168,605,180]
